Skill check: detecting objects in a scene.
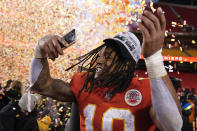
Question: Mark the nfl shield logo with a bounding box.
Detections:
[125,89,142,106]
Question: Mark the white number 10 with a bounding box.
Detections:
[83,104,135,131]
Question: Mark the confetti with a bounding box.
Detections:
[183,20,187,25]
[171,21,177,25]
[171,34,176,38]
[165,30,168,37]
[0,0,149,85]
[180,46,183,52]
[168,44,171,49]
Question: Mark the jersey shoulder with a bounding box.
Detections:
[130,77,150,89]
[70,72,87,98]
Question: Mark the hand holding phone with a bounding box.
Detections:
[35,29,76,59]
[59,29,76,49]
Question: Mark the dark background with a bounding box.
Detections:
[160,0,197,6]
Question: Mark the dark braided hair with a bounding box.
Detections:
[65,41,137,98]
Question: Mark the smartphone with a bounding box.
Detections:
[59,29,76,49]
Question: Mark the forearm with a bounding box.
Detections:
[145,49,182,130]
[29,57,51,89]
[30,57,75,102]
[30,58,60,97]
[34,78,74,102]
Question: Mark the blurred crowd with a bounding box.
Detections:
[170,77,197,131]
[0,80,71,131]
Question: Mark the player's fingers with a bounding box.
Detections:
[157,7,166,31]
[48,42,58,59]
[52,38,63,55]
[138,21,150,39]
[141,15,156,35]
[143,10,160,31]
[56,36,70,48]
[48,53,54,61]
[43,45,54,60]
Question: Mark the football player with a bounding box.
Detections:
[30,7,182,131]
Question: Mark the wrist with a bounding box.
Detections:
[34,43,47,59]
[144,49,167,79]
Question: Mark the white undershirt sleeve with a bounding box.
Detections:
[144,49,182,130]
[29,57,43,87]
[150,78,182,131]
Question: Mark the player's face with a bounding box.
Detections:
[95,47,118,78]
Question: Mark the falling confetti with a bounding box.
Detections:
[0,0,149,85]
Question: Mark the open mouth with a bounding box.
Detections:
[94,67,103,78]
[96,67,102,72]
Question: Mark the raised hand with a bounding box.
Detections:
[138,7,166,58]
[36,35,70,60]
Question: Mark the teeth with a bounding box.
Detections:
[96,67,102,72]
[95,67,102,78]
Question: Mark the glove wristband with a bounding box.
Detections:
[144,49,167,79]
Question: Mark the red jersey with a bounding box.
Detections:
[70,72,154,131]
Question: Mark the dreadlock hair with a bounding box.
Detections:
[65,41,137,98]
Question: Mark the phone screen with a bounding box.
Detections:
[59,29,76,48]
